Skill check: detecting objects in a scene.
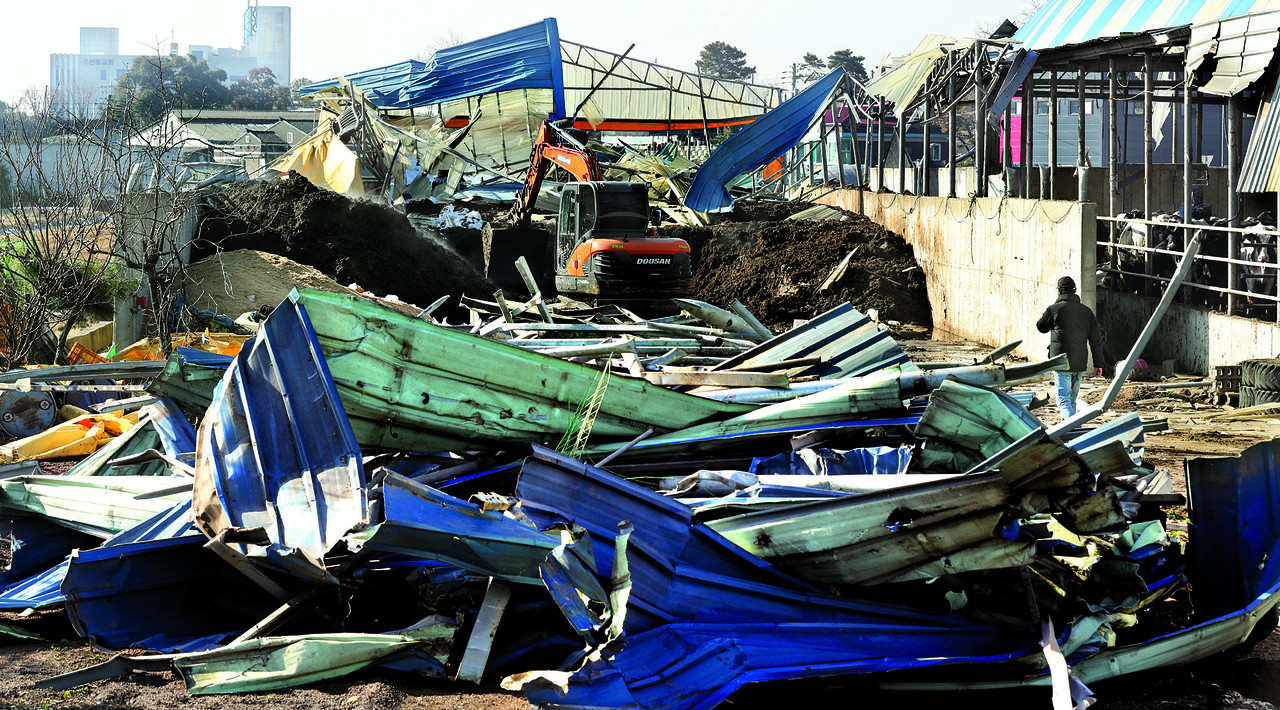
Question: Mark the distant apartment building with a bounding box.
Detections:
[49,28,134,117]
[49,3,291,117]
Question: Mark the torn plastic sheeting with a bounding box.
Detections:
[174,626,453,695]
[270,126,365,197]
[0,475,192,538]
[515,447,1018,635]
[193,293,366,571]
[292,288,750,453]
[342,472,558,586]
[514,620,1037,710]
[710,302,910,381]
[684,69,845,213]
[62,533,282,653]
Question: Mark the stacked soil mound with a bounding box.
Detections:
[183,250,374,319]
[200,173,494,321]
[664,211,931,332]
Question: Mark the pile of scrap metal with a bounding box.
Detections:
[0,287,1275,709]
[279,17,783,225]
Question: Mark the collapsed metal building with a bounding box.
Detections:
[738,1,1280,376]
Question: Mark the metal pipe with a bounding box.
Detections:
[1048,231,1203,437]
[1143,52,1153,219]
[922,94,932,196]
[1077,67,1087,202]
[1109,59,1118,258]
[1048,70,1058,198]
[948,53,957,197]
[877,96,886,190]
[1227,93,1242,314]
[898,109,907,194]
[974,45,986,196]
[1023,75,1034,196]
[1182,69,1193,304]
[833,103,846,189]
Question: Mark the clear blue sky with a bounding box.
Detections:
[2,0,1037,104]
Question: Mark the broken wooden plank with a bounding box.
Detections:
[818,247,859,292]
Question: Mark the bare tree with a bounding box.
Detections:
[0,91,127,365]
[95,48,219,354]
[415,31,467,62]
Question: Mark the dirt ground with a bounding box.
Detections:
[199,174,495,323]
[5,341,1279,710]
[665,205,931,332]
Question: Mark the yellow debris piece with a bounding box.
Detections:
[0,411,140,463]
[113,332,250,361]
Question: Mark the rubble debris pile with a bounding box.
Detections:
[201,173,495,320]
[666,208,931,332]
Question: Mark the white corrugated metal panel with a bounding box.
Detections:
[1014,0,1280,51]
[1238,72,1280,192]
[559,41,780,128]
[440,89,556,172]
[1188,8,1280,95]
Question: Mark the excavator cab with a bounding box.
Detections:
[554,182,692,296]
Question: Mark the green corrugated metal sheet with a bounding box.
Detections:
[293,289,751,452]
[0,475,191,538]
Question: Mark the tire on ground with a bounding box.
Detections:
[1242,358,1280,390]
[1239,385,1280,408]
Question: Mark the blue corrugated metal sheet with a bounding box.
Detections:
[194,296,366,570]
[684,70,845,213]
[299,60,427,105]
[344,473,558,585]
[1013,0,1278,50]
[62,534,281,653]
[150,398,197,457]
[513,447,1038,709]
[302,20,564,114]
[515,447,1024,633]
[0,501,195,611]
[1187,438,1280,617]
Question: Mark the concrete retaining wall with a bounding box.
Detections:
[817,189,1096,364]
[1099,293,1280,374]
[819,187,1280,374]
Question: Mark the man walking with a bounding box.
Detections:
[1036,275,1105,418]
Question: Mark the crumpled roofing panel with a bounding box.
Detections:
[193,294,366,567]
[684,70,845,213]
[1013,0,1280,50]
[303,20,563,114]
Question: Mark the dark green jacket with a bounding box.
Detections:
[1036,293,1104,373]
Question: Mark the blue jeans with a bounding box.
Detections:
[1054,371,1084,418]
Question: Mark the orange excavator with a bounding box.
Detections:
[510,119,693,297]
